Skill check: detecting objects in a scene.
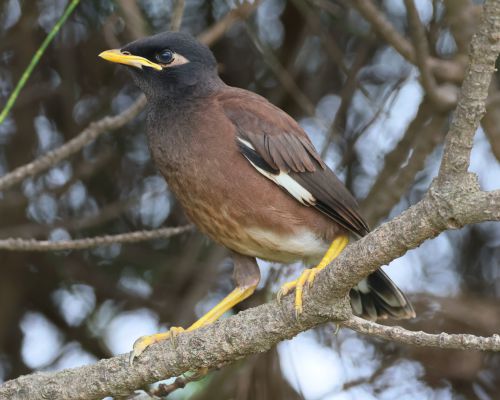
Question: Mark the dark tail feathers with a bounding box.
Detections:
[349,269,415,320]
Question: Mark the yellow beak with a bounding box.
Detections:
[98,49,162,71]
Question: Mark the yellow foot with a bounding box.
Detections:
[277,235,349,319]
[277,267,321,318]
[129,326,185,365]
[128,283,259,364]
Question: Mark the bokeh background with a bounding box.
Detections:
[0,0,499,399]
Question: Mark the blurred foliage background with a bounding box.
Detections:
[0,0,499,399]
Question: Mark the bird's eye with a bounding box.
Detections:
[156,49,174,64]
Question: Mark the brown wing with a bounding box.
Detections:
[218,87,370,237]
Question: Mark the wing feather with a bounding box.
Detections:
[219,88,369,237]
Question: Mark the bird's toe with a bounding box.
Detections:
[129,327,185,365]
[277,279,298,303]
[278,268,318,318]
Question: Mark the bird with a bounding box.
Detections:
[99,31,415,363]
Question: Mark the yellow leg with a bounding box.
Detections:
[277,235,349,317]
[129,285,256,364]
[188,285,255,329]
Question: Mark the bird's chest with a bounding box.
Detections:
[162,162,247,250]
[146,106,239,229]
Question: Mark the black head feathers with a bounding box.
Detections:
[121,32,217,69]
[101,32,221,101]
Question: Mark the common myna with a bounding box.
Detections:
[99,32,415,362]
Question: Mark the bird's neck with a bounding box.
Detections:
[145,88,218,172]
[144,75,226,172]
[144,73,224,105]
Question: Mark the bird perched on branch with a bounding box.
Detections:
[99,31,415,363]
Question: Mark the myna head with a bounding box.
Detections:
[99,32,219,100]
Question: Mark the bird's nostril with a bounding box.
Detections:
[121,50,131,55]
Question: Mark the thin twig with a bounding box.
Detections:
[0,0,81,124]
[343,316,500,351]
[404,0,457,108]
[169,0,185,31]
[348,0,464,82]
[360,100,432,223]
[0,225,193,251]
[334,77,408,173]
[352,0,415,61]
[294,0,369,102]
[197,1,259,46]
[0,96,147,191]
[320,38,376,157]
[244,24,316,117]
[292,0,349,77]
[148,368,208,397]
[0,194,140,239]
[362,110,448,226]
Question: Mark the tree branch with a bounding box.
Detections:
[244,24,317,117]
[363,112,447,225]
[352,0,415,61]
[350,0,465,82]
[483,77,500,163]
[0,225,192,251]
[343,316,500,351]
[439,0,500,178]
[1,181,499,400]
[403,0,458,108]
[197,2,259,46]
[169,0,185,31]
[361,100,434,224]
[0,96,146,192]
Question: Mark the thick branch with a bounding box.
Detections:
[328,185,499,299]
[1,186,499,399]
[0,284,349,400]
[439,1,500,178]
[481,76,500,162]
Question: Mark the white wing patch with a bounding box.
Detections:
[237,137,316,206]
[263,169,315,205]
[236,137,255,150]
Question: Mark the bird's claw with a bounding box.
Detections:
[129,326,185,365]
[277,281,297,303]
[277,268,320,319]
